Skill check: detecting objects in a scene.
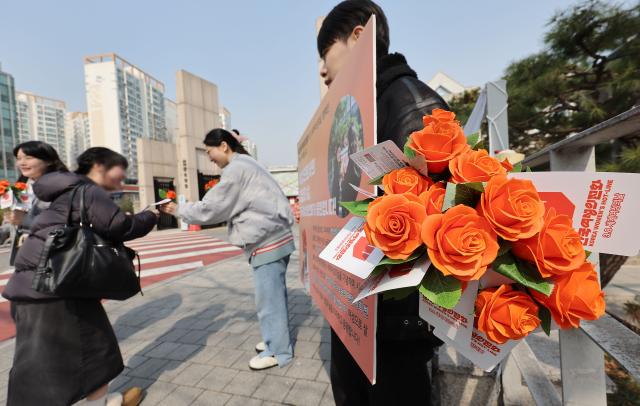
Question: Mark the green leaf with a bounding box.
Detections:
[510,162,523,173]
[403,141,416,160]
[585,250,592,259]
[378,249,425,266]
[159,189,167,199]
[466,132,480,148]
[525,166,533,173]
[418,268,463,309]
[383,287,416,301]
[538,305,552,336]
[339,199,373,217]
[492,252,553,296]
[441,182,483,212]
[461,182,485,193]
[368,174,385,185]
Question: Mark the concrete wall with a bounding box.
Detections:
[175,70,223,203]
[137,138,178,210]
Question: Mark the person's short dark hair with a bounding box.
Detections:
[231,129,240,135]
[13,141,68,178]
[317,0,389,59]
[75,147,128,175]
[204,128,249,155]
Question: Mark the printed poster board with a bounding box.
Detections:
[297,16,378,383]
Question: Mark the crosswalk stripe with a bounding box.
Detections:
[140,261,204,277]
[130,232,210,243]
[127,237,216,249]
[139,246,240,265]
[139,242,230,256]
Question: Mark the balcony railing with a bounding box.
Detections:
[508,105,640,405]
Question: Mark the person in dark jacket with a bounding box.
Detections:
[8,142,74,263]
[7,142,68,264]
[3,147,158,406]
[317,1,449,405]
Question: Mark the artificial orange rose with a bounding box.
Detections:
[475,284,541,344]
[0,186,6,195]
[421,205,499,281]
[382,167,432,195]
[530,262,605,329]
[407,109,470,174]
[422,109,457,125]
[364,193,426,260]
[13,182,28,191]
[512,207,585,278]
[0,180,10,188]
[479,174,545,241]
[166,190,177,200]
[449,149,507,183]
[419,182,446,215]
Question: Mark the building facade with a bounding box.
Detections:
[165,98,178,143]
[0,64,18,180]
[15,92,67,162]
[65,111,91,167]
[427,72,468,102]
[84,53,167,180]
[219,106,232,131]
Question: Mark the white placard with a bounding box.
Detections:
[510,172,640,256]
[353,255,430,302]
[436,327,520,372]
[319,217,384,279]
[419,280,479,344]
[349,140,406,180]
[349,183,377,200]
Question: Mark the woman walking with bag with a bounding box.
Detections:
[3,147,158,406]
[160,128,296,370]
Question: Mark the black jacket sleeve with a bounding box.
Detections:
[84,184,157,242]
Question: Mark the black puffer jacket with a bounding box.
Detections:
[376,53,448,343]
[3,171,157,301]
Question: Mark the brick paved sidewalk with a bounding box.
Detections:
[0,249,335,406]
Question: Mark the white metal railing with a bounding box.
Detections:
[507,105,640,405]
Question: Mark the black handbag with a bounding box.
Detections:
[31,185,143,300]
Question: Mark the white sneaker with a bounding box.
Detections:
[255,341,266,353]
[249,354,278,370]
[106,392,123,406]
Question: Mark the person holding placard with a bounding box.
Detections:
[317,1,449,404]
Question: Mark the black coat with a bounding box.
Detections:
[376,53,449,343]
[3,171,157,301]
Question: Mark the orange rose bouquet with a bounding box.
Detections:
[0,179,32,209]
[159,188,177,202]
[204,179,219,191]
[336,108,605,349]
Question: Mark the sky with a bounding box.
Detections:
[0,0,618,167]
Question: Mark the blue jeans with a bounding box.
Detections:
[252,255,293,366]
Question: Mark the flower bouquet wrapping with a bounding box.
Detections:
[0,179,31,210]
[336,109,606,369]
